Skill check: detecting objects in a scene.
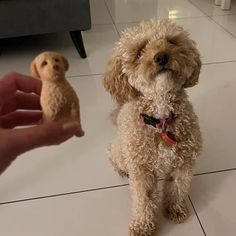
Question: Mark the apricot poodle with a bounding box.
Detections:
[104,19,202,236]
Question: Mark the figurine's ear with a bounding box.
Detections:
[61,56,69,71]
[30,60,40,78]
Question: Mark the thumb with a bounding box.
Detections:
[2,121,80,157]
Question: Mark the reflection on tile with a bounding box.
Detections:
[0,24,119,77]
[105,0,204,23]
[0,185,204,236]
[156,0,205,19]
[190,171,236,236]
[0,75,127,203]
[189,0,236,16]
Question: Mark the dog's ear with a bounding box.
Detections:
[61,56,69,71]
[184,44,201,88]
[104,52,139,104]
[30,60,40,78]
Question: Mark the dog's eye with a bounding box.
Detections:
[168,40,176,45]
[55,58,59,63]
[136,48,145,59]
[167,38,179,46]
[41,61,48,67]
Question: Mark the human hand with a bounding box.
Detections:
[0,73,80,174]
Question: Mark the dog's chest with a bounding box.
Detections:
[41,82,75,120]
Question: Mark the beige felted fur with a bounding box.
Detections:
[104,19,202,236]
[31,51,84,137]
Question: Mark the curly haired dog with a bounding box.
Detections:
[104,19,202,236]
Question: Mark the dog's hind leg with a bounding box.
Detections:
[163,165,193,224]
[129,168,159,236]
[108,140,128,178]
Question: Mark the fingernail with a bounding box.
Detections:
[62,121,79,133]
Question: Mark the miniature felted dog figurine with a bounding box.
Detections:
[31,51,84,137]
[104,19,202,236]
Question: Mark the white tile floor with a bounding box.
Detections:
[0,0,236,235]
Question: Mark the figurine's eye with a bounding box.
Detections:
[55,58,59,63]
[41,61,48,67]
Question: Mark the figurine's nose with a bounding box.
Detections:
[53,64,60,71]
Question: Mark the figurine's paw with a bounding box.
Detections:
[75,129,85,137]
[165,201,189,224]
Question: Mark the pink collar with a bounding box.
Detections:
[140,113,177,146]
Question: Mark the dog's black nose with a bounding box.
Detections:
[154,52,169,66]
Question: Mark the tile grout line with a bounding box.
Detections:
[0,183,129,206]
[1,167,236,206]
[188,0,236,40]
[188,0,236,17]
[67,73,103,78]
[202,60,236,65]
[188,195,207,236]
[103,0,121,37]
[188,0,212,17]
[188,0,216,17]
[194,167,236,176]
[210,17,236,39]
[208,13,236,17]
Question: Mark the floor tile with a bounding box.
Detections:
[105,0,204,23]
[188,62,236,173]
[77,24,119,75]
[190,171,236,236]
[0,185,204,236]
[0,75,127,203]
[213,14,236,37]
[189,0,236,16]
[90,0,113,25]
[171,17,236,63]
[116,17,236,64]
[156,0,206,19]
[0,24,119,77]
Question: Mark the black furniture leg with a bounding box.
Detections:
[70,31,87,58]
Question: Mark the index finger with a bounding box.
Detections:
[0,72,42,97]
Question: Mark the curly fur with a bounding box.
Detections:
[104,19,202,236]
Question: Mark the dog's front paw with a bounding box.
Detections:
[165,201,189,224]
[129,220,156,236]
